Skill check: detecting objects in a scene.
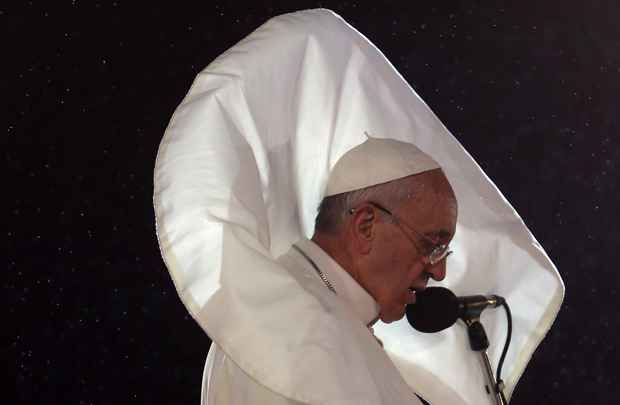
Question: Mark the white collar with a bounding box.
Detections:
[295,238,381,326]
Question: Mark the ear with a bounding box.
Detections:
[349,205,376,255]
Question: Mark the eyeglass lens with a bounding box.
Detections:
[429,245,452,265]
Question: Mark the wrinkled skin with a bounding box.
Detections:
[314,169,458,323]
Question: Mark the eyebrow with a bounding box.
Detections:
[424,229,452,241]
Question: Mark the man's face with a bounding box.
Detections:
[358,170,458,323]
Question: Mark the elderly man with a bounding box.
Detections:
[304,139,456,324]
[201,137,457,404]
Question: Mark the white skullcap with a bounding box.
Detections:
[325,135,441,196]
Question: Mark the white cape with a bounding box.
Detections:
[154,9,564,404]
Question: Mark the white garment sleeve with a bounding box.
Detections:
[202,343,304,405]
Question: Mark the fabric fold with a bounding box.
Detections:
[154,8,564,404]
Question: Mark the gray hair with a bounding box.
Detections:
[314,177,414,234]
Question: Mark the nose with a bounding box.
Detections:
[426,260,446,281]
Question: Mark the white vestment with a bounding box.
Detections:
[154,9,565,405]
[202,239,460,404]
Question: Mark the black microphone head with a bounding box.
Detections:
[406,287,460,333]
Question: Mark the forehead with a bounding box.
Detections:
[396,171,458,238]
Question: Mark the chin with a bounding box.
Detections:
[379,308,406,323]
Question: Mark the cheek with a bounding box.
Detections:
[384,247,418,290]
[373,232,401,267]
[381,253,408,286]
[384,235,412,263]
[372,232,419,294]
[393,244,422,278]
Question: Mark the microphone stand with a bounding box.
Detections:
[463,318,507,405]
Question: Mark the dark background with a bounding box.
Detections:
[6,1,619,403]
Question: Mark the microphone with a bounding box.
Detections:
[407,287,513,399]
[406,287,505,333]
[406,287,459,333]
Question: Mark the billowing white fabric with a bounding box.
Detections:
[325,136,440,196]
[153,8,564,405]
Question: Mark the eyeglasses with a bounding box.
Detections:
[350,201,453,265]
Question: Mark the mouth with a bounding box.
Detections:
[406,285,427,305]
[406,287,420,304]
[409,285,427,293]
